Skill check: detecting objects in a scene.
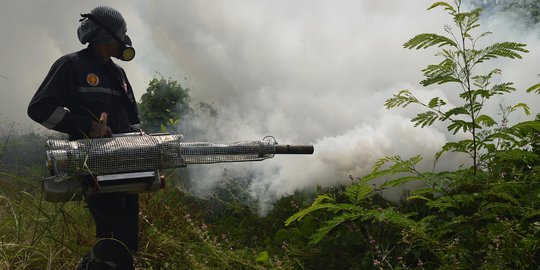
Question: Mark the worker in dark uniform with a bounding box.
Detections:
[28,6,140,270]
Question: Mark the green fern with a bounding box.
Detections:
[285,2,540,267]
[384,90,418,109]
[412,111,439,127]
[284,203,358,226]
[476,114,496,127]
[380,176,423,188]
[475,42,528,64]
[428,2,456,14]
[526,83,540,94]
[403,33,457,50]
[309,212,363,244]
[428,97,447,109]
[344,183,372,204]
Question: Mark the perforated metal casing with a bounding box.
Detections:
[46,134,276,177]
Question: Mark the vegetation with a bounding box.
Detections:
[138,75,193,133]
[286,1,540,269]
[0,0,538,269]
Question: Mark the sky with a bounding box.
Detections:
[1,0,539,213]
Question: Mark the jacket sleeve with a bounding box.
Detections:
[27,58,94,135]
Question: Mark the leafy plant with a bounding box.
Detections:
[286,1,540,268]
[138,75,193,133]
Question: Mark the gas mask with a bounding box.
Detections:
[80,13,136,61]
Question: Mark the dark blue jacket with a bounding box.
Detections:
[28,47,140,139]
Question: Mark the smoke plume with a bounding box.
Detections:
[1,1,538,214]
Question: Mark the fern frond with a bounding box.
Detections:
[420,59,460,86]
[486,192,520,206]
[462,101,482,114]
[474,31,492,42]
[459,89,490,101]
[526,83,540,94]
[485,131,515,142]
[491,82,516,95]
[495,149,540,165]
[428,2,456,14]
[404,33,458,50]
[427,194,475,211]
[475,42,528,64]
[344,183,373,204]
[285,203,359,226]
[420,76,462,86]
[428,97,447,108]
[510,103,530,116]
[442,141,473,153]
[407,195,432,202]
[381,176,422,188]
[312,194,336,205]
[374,209,420,231]
[507,121,540,137]
[442,106,469,120]
[412,111,439,127]
[309,212,362,244]
[448,120,479,134]
[471,68,501,88]
[371,156,403,173]
[476,114,496,127]
[410,187,435,197]
[384,90,419,109]
[464,9,481,33]
[362,156,422,183]
[454,9,482,34]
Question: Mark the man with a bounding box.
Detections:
[28,6,140,269]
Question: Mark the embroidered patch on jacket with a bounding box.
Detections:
[86,73,100,86]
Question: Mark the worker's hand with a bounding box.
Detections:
[87,121,113,138]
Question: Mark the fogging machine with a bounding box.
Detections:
[44,132,313,202]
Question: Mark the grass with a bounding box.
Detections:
[0,169,294,269]
[0,130,300,269]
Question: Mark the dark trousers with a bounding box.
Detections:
[86,193,139,253]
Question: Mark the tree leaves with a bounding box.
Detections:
[286,2,540,267]
[404,33,458,50]
[428,2,456,14]
[428,97,447,108]
[476,114,496,127]
[344,183,372,204]
[138,75,193,133]
[384,90,418,109]
[412,111,439,127]
[420,63,461,86]
[284,203,358,226]
[526,83,540,94]
[447,120,479,134]
[309,212,362,244]
[475,42,528,64]
[510,103,530,116]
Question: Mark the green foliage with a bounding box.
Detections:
[287,1,540,269]
[0,167,305,269]
[386,0,529,170]
[138,75,193,133]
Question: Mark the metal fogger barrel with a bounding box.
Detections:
[43,132,313,202]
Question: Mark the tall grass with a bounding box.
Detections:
[0,123,325,269]
[0,129,295,269]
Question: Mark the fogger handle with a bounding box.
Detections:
[275,145,314,154]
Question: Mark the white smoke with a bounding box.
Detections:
[1,1,538,214]
[152,1,540,213]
